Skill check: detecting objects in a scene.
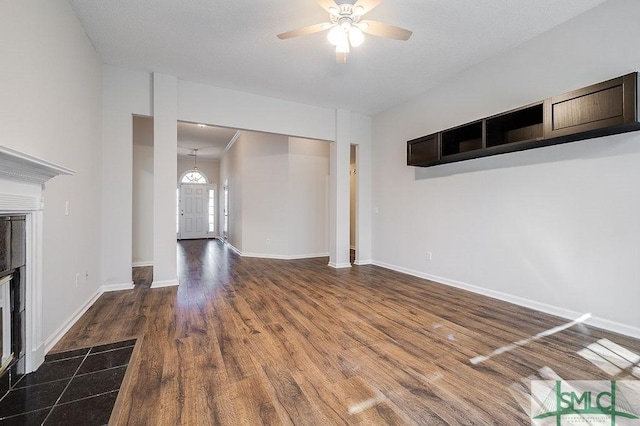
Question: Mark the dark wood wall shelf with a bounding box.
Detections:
[407,72,640,167]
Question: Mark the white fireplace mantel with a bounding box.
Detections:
[0,145,75,212]
[0,144,75,373]
[0,145,75,186]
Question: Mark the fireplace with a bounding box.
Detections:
[0,216,25,393]
[0,145,74,393]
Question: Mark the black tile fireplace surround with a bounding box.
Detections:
[0,216,27,398]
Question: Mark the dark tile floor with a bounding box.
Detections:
[0,339,135,425]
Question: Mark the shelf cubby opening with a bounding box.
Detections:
[441,121,483,157]
[486,103,543,147]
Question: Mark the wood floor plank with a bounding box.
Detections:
[324,376,411,424]
[212,297,259,383]
[231,374,293,426]
[51,239,640,424]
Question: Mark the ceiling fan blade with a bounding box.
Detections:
[316,0,336,13]
[277,23,328,40]
[360,20,412,40]
[353,0,381,15]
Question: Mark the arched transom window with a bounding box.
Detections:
[181,170,208,184]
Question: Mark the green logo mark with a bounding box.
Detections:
[532,380,639,426]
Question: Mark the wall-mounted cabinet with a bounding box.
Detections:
[407,72,640,167]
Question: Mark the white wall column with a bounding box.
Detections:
[152,73,179,287]
[101,78,134,288]
[328,109,351,268]
[101,67,152,288]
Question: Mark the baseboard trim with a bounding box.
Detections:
[30,343,44,373]
[328,262,352,269]
[132,261,153,267]
[151,278,179,288]
[354,259,373,266]
[292,253,330,260]
[586,317,640,340]
[224,241,329,260]
[100,282,134,292]
[372,260,640,340]
[44,287,103,354]
[44,280,137,353]
[224,242,242,256]
[241,252,330,260]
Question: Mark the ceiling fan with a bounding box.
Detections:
[277,0,412,64]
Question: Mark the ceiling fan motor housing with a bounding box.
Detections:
[330,3,363,23]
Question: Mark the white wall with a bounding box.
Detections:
[177,80,336,142]
[152,73,178,287]
[289,137,330,257]
[0,0,102,341]
[220,132,330,258]
[220,136,244,251]
[372,0,640,334]
[241,132,290,256]
[329,110,352,268]
[132,116,154,265]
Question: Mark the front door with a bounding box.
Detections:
[179,184,208,239]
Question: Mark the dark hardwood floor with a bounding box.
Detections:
[132,265,152,289]
[53,239,640,424]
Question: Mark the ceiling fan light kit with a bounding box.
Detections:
[349,26,365,47]
[277,0,412,63]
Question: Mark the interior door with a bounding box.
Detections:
[179,184,208,239]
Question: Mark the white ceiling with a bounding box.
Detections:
[177,121,237,159]
[71,0,607,115]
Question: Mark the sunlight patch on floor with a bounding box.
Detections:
[577,338,640,378]
[469,313,591,364]
[348,395,386,415]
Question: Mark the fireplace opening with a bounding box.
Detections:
[0,216,26,395]
[0,274,12,371]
